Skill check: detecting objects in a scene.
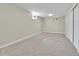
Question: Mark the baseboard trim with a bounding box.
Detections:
[64,34,79,53]
[0,32,42,49]
[42,31,65,34]
[78,50,79,53]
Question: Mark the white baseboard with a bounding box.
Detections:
[78,50,79,53]
[64,33,79,54]
[42,31,65,34]
[0,31,64,49]
[0,32,42,49]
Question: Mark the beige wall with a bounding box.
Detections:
[43,16,65,33]
[0,4,42,46]
[65,10,73,42]
[0,4,65,47]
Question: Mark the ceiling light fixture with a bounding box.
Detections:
[32,11,40,16]
[32,11,40,19]
[48,13,53,16]
[32,15,37,19]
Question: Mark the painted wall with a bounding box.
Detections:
[74,4,79,50]
[78,5,79,52]
[65,10,73,42]
[43,16,65,33]
[0,4,42,46]
[65,4,79,51]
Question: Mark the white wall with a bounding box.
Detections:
[74,4,79,50]
[78,5,79,52]
[65,4,79,52]
[43,16,65,33]
[0,4,42,46]
[65,10,73,42]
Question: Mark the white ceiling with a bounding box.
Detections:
[16,3,73,17]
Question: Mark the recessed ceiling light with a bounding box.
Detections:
[48,13,53,16]
[32,11,40,16]
[32,15,37,19]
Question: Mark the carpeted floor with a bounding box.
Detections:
[0,32,78,56]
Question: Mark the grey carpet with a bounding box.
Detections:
[0,32,78,56]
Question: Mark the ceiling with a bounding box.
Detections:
[16,3,74,17]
